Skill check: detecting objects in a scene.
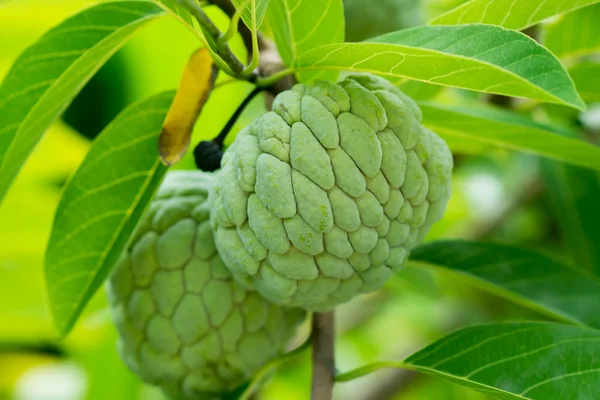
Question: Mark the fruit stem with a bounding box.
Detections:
[213,86,262,146]
[255,68,295,88]
[311,312,335,400]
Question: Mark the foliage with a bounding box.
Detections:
[1,0,600,399]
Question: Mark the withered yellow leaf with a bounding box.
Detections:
[159,48,217,166]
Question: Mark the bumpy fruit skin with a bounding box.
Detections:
[106,171,305,400]
[343,0,424,42]
[209,74,453,311]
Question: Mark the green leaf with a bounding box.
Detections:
[418,102,600,170]
[232,0,269,29]
[569,62,600,103]
[294,25,585,109]
[0,1,165,205]
[545,4,600,60]
[45,91,174,337]
[430,0,600,31]
[338,322,600,399]
[265,0,344,82]
[405,322,600,399]
[153,0,198,29]
[543,159,600,275]
[409,241,600,328]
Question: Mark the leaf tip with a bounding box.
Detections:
[563,95,588,112]
[575,98,587,112]
[158,127,189,166]
[49,304,77,340]
[157,47,216,167]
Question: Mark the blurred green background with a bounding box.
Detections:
[1,0,593,399]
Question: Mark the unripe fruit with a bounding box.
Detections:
[107,171,305,400]
[210,74,453,311]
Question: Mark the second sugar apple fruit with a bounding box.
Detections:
[107,170,305,400]
[210,74,452,311]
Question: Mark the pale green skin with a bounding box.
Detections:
[106,171,305,400]
[210,74,453,311]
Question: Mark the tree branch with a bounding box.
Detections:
[311,312,335,400]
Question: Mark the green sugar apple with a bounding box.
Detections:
[106,170,305,400]
[343,0,425,42]
[209,74,453,311]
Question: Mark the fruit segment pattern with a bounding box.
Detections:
[107,171,305,400]
[210,74,453,311]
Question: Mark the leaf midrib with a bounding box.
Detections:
[429,0,599,31]
[294,39,584,109]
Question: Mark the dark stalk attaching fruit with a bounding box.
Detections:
[194,87,262,172]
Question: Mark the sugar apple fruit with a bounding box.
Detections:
[343,0,424,42]
[210,74,453,311]
[106,170,305,400]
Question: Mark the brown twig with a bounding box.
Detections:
[311,312,336,400]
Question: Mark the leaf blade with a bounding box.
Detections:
[409,241,600,328]
[418,102,600,170]
[569,62,600,103]
[430,0,600,31]
[294,25,584,109]
[45,91,174,337]
[405,322,600,399]
[266,0,345,82]
[542,159,600,275]
[545,4,600,60]
[0,1,165,204]
[232,0,269,29]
